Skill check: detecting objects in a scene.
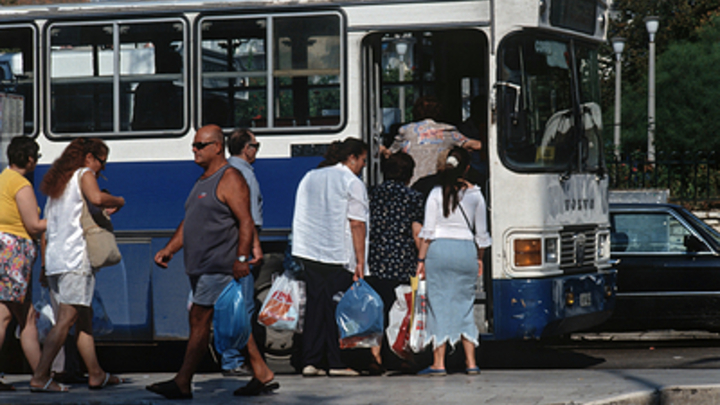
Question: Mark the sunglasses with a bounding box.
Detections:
[192,141,216,150]
[92,153,107,167]
[249,142,260,150]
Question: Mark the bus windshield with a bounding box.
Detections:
[498,34,603,173]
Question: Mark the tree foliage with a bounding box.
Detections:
[603,1,720,155]
[624,16,720,152]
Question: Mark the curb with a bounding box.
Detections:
[586,385,720,405]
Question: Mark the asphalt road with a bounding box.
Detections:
[541,331,720,369]
[5,331,720,405]
[4,330,720,375]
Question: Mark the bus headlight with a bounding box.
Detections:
[597,232,610,261]
[514,239,541,267]
[545,237,558,264]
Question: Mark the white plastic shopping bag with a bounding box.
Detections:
[409,278,428,353]
[258,271,305,332]
[386,284,413,359]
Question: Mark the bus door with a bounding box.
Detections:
[362,35,384,186]
[361,29,491,333]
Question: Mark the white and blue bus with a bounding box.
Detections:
[0,0,615,347]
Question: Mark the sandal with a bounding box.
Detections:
[233,377,280,396]
[146,379,193,399]
[417,367,447,376]
[89,372,127,390]
[29,378,69,393]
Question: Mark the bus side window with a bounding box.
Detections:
[131,44,184,131]
[0,26,36,136]
[48,20,186,136]
[199,14,342,131]
[122,22,186,133]
[200,17,268,129]
[273,15,341,128]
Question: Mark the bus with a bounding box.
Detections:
[0,0,615,350]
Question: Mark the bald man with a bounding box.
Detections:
[148,125,277,399]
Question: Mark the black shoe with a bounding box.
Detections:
[146,379,193,399]
[368,360,386,376]
[398,361,416,375]
[233,378,280,396]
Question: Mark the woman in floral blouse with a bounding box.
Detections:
[367,152,424,374]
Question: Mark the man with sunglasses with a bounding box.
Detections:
[148,125,277,399]
[220,128,264,377]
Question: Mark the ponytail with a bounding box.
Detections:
[440,147,470,217]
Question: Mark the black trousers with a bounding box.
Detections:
[300,259,353,370]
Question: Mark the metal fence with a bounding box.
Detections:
[606,151,720,205]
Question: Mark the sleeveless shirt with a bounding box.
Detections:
[183,165,238,276]
[45,168,93,276]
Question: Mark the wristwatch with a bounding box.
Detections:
[237,255,248,263]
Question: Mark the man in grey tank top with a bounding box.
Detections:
[147,125,277,399]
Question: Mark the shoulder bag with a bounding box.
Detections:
[78,172,122,269]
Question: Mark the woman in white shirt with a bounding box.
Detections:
[30,138,125,393]
[292,138,368,377]
[416,147,491,376]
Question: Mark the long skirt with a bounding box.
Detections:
[425,238,478,349]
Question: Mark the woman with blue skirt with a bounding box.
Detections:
[416,147,491,376]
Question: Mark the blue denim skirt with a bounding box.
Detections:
[425,238,479,349]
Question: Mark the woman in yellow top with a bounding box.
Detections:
[0,137,46,391]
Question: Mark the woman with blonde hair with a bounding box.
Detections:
[0,137,45,390]
[30,138,125,393]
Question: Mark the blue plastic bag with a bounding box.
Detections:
[335,279,384,349]
[213,279,251,356]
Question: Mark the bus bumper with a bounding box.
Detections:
[492,270,617,340]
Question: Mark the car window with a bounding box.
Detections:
[685,210,720,246]
[611,213,693,253]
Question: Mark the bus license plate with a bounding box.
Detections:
[579,292,592,307]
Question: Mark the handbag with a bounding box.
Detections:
[79,173,121,269]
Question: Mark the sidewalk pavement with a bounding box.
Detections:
[2,369,720,405]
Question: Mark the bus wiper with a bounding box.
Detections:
[560,144,578,183]
[560,164,572,183]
